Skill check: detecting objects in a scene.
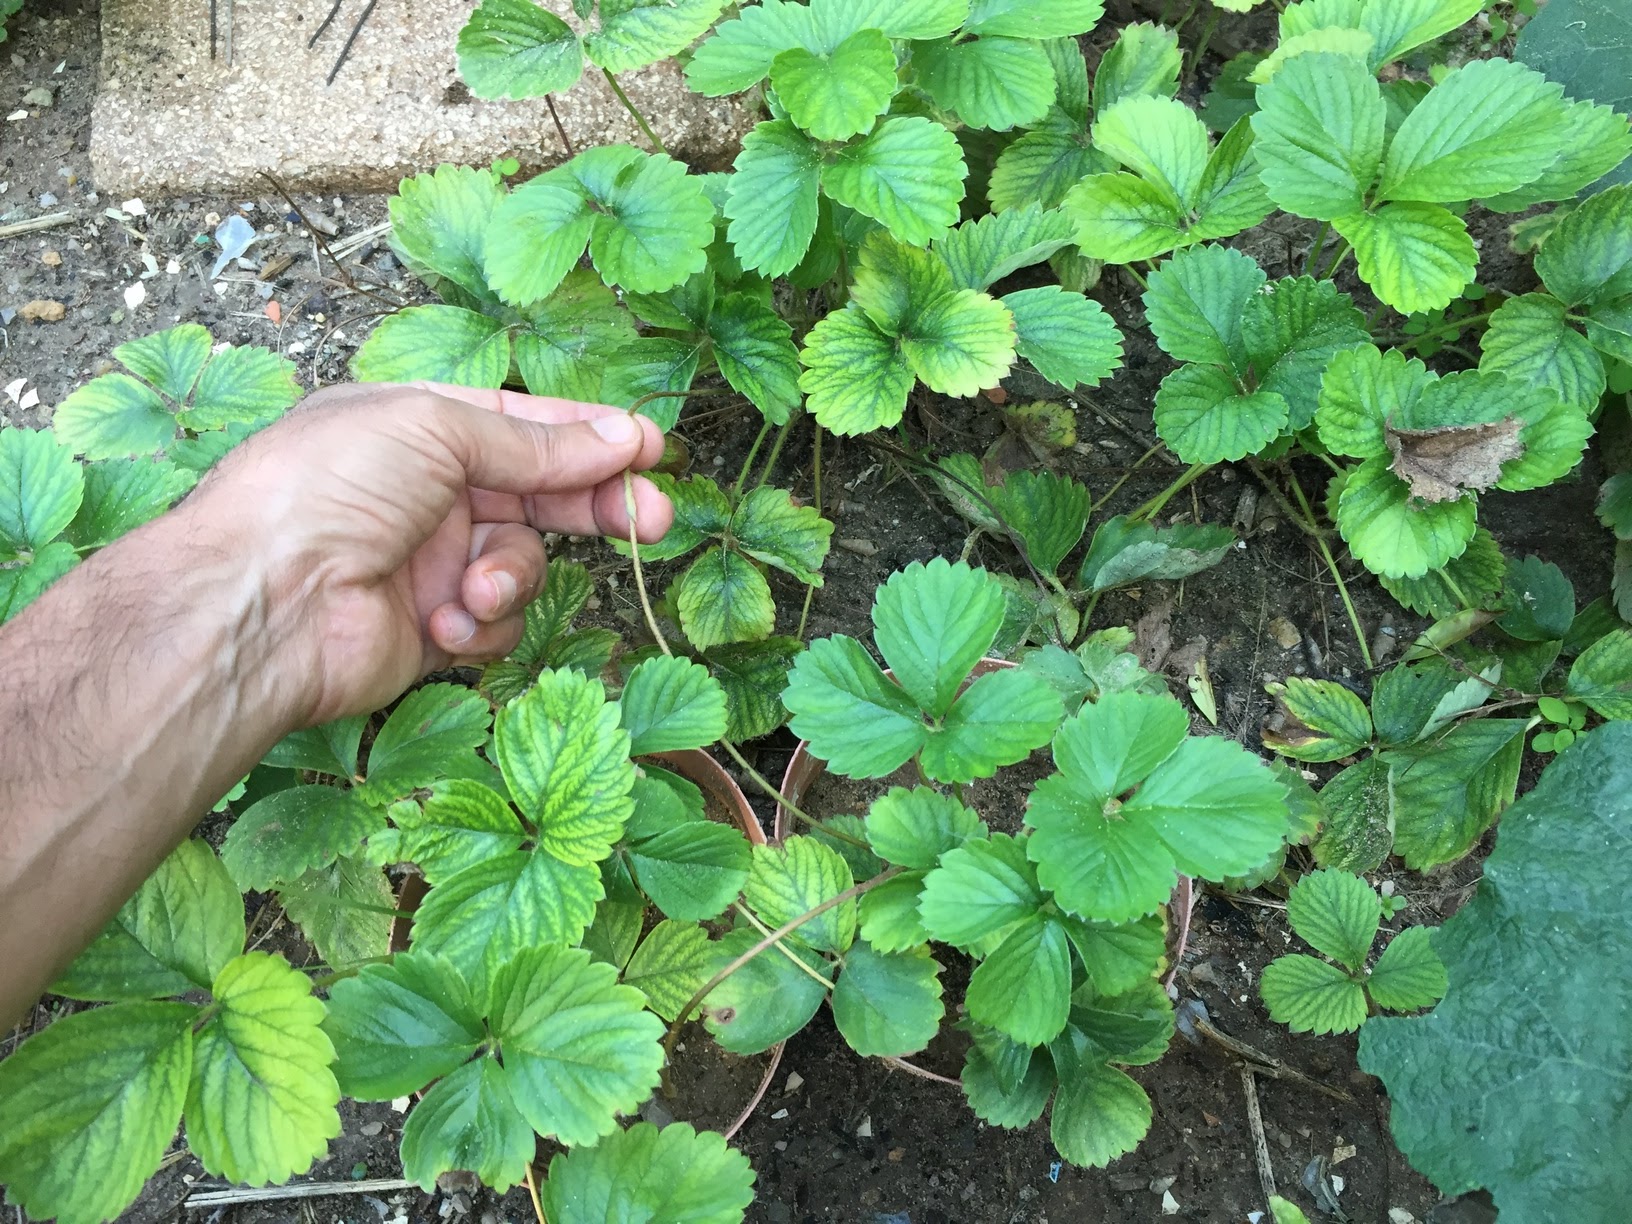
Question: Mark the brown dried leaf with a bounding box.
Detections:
[1385,417,1523,502]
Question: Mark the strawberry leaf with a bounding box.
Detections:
[352,305,510,387]
[457,0,583,99]
[541,1122,756,1223]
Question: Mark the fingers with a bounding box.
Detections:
[410,383,667,472]
[591,474,675,544]
[461,522,547,621]
[428,602,527,662]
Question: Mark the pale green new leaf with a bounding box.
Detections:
[858,872,932,952]
[1336,455,1477,579]
[51,373,176,460]
[622,920,713,1020]
[967,913,1072,1045]
[620,655,728,755]
[353,305,510,387]
[1250,52,1385,220]
[1143,242,1266,369]
[798,304,914,435]
[1287,868,1380,971]
[1153,364,1289,463]
[489,945,666,1146]
[587,153,715,294]
[1002,287,1123,389]
[0,427,82,557]
[400,1057,533,1193]
[541,1121,756,1224]
[496,668,634,865]
[222,786,385,891]
[1092,94,1209,209]
[1335,202,1476,314]
[1480,293,1605,415]
[914,35,1056,132]
[771,28,896,141]
[725,120,822,277]
[934,204,1076,291]
[921,668,1064,783]
[0,1002,195,1224]
[744,836,856,953]
[1063,172,1188,262]
[865,786,984,870]
[824,117,967,246]
[702,925,831,1053]
[1379,59,1574,203]
[456,0,583,100]
[1261,954,1367,1034]
[784,634,930,776]
[391,164,504,301]
[1316,343,1432,459]
[676,546,776,649]
[1050,1058,1152,1168]
[872,557,1005,716]
[54,839,243,1001]
[582,0,729,73]
[322,951,485,1100]
[368,779,526,883]
[1093,20,1180,112]
[187,952,340,1184]
[733,486,833,583]
[1366,925,1446,1012]
[833,941,945,1056]
[115,324,210,402]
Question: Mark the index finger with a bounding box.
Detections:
[412,382,667,472]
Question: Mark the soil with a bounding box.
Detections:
[0,3,1610,1223]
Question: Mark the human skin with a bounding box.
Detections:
[0,383,673,1026]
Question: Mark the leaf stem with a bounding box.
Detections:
[661,868,900,1080]
[1283,467,1374,670]
[602,68,666,155]
[797,426,823,641]
[754,417,794,490]
[716,738,871,849]
[1390,308,1496,348]
[1303,220,1331,277]
[733,902,836,990]
[1130,461,1213,522]
[734,419,773,499]
[1316,241,1353,280]
[1123,264,1149,290]
[1089,441,1166,514]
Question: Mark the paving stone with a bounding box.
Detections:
[91,0,755,197]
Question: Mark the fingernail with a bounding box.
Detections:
[444,609,477,646]
[489,570,517,611]
[591,415,639,444]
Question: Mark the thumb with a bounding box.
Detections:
[428,394,647,495]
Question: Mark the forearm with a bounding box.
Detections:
[0,498,312,1023]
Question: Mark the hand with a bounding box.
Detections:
[191,382,673,724]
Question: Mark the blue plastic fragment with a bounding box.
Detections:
[1049,1160,1063,1183]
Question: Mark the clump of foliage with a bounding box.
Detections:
[1260,868,1445,1035]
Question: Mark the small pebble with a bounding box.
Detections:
[1269,617,1301,649]
[17,299,65,322]
[359,1121,384,1137]
[855,1115,872,1138]
[40,249,61,267]
[1161,1189,1180,1215]
[783,1071,804,1093]
[1389,1210,1418,1224]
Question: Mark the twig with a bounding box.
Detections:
[1079,395,1181,466]
[0,212,75,240]
[326,0,381,86]
[545,95,575,157]
[1189,1012,1352,1103]
[1241,1065,1278,1204]
[259,173,400,309]
[722,1041,785,1141]
[883,1056,961,1087]
[524,1160,547,1224]
[328,220,392,262]
[185,1180,414,1208]
[307,0,345,48]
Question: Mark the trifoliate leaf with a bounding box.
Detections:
[733,486,833,583]
[1142,243,1266,369]
[683,0,808,95]
[1250,52,1385,220]
[1091,93,1208,210]
[353,305,510,387]
[399,1057,533,1193]
[1535,183,1632,308]
[1051,690,1187,799]
[1336,455,1477,579]
[488,945,666,1146]
[496,668,634,865]
[279,854,394,971]
[115,324,210,402]
[1386,719,1526,870]
[582,0,729,74]
[1191,114,1275,241]
[824,116,968,246]
[1317,342,1434,459]
[1379,59,1575,203]
[864,787,984,870]
[798,304,914,434]
[0,427,81,557]
[1243,276,1369,428]
[702,923,832,1053]
[585,153,715,294]
[900,288,1017,398]
[1093,20,1181,112]
[222,785,385,891]
[322,951,485,1100]
[1153,364,1289,463]
[622,920,713,1021]
[541,1121,757,1224]
[744,836,857,954]
[1335,202,1477,315]
[54,840,243,1001]
[675,546,776,650]
[919,832,1044,947]
[1063,171,1188,262]
[967,913,1072,1045]
[986,468,1092,578]
[1567,628,1632,719]
[52,372,176,460]
[411,852,603,993]
[515,271,638,402]
[1049,1054,1151,1167]
[1075,516,1236,593]
[833,940,944,1056]
[484,174,599,307]
[1002,286,1123,390]
[620,655,729,755]
[390,164,504,301]
[914,35,1057,132]
[934,204,1077,291]
[771,28,896,141]
[1260,953,1367,1034]
[263,717,365,777]
[1366,925,1446,1013]
[708,290,802,424]
[0,1001,195,1224]
[1262,678,1374,764]
[725,120,823,277]
[63,455,192,551]
[1360,724,1632,1221]
[176,343,299,431]
[921,667,1065,784]
[784,634,930,777]
[1286,868,1381,971]
[187,952,340,1184]
[872,557,1005,717]
[369,780,524,884]
[457,0,582,99]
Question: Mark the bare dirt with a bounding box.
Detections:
[0,2,1610,1223]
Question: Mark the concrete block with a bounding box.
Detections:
[90,0,755,198]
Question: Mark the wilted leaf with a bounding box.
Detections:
[1385,417,1524,503]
